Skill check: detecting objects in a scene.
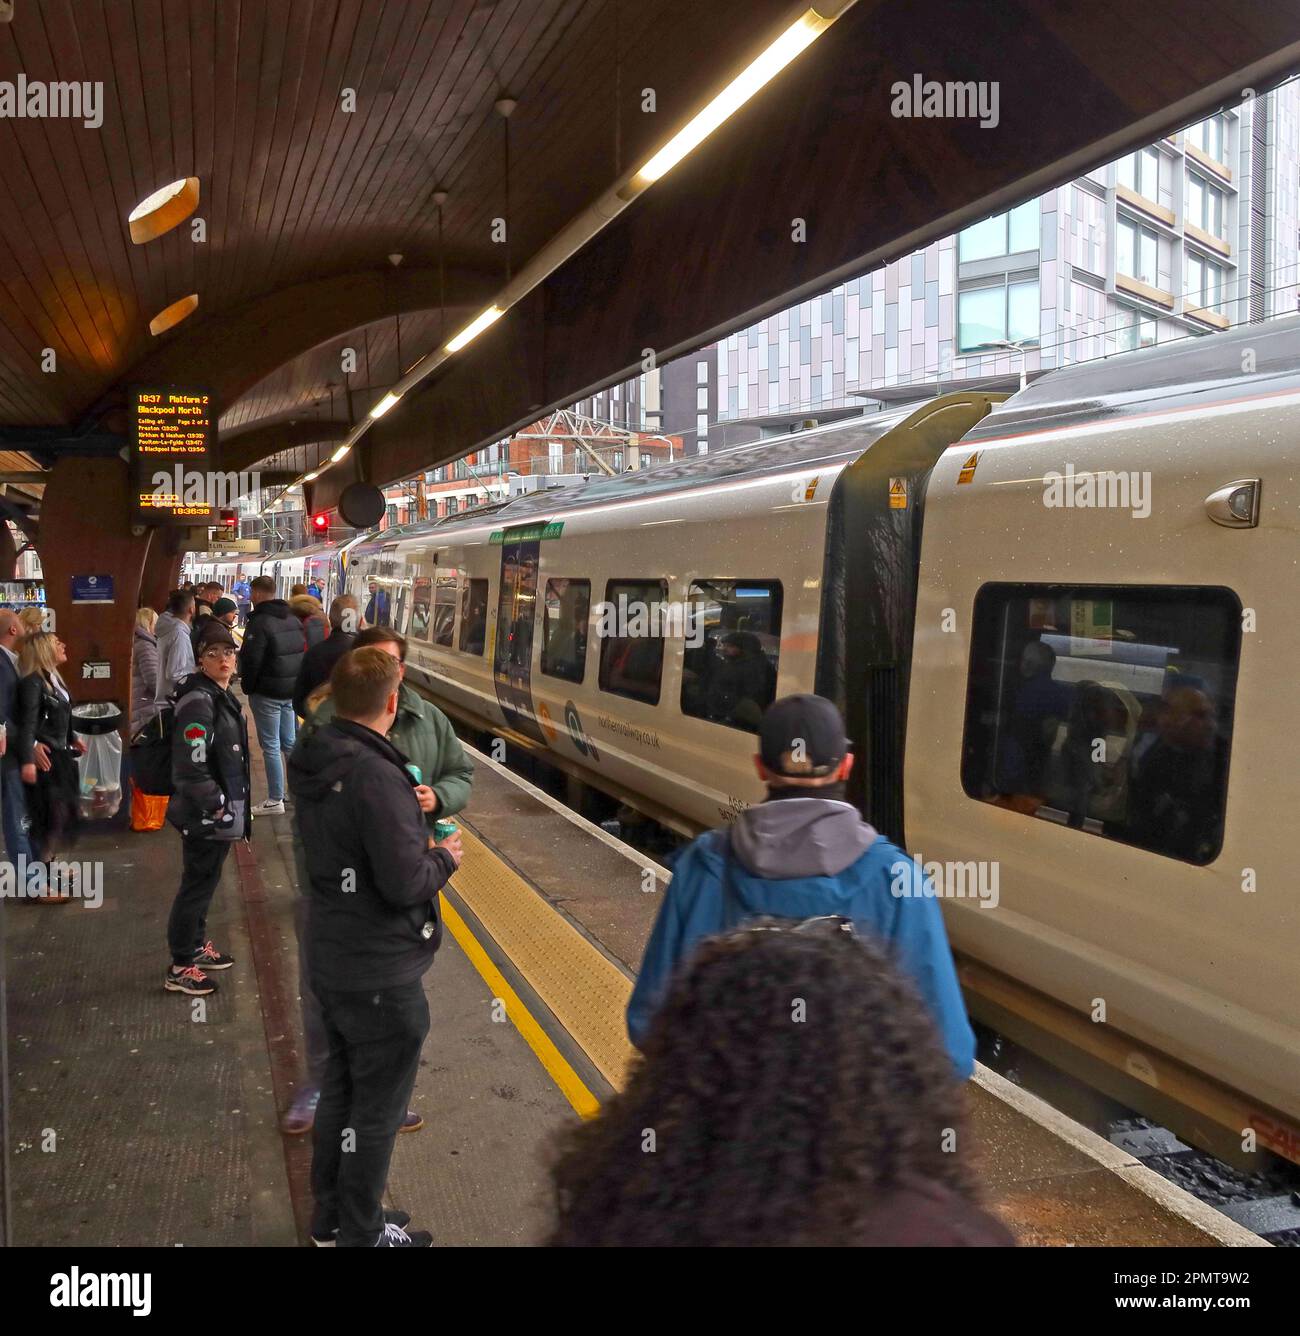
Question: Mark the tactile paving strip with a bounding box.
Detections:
[450,825,635,1090]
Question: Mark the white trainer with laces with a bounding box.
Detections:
[252,799,285,815]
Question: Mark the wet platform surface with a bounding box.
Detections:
[1,694,1265,1246]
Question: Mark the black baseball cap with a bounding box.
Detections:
[197,621,238,651]
[759,694,850,778]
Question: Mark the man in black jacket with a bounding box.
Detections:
[238,575,305,816]
[291,593,358,717]
[164,624,249,997]
[289,646,461,1248]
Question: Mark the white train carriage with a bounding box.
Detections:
[338,315,1300,1165]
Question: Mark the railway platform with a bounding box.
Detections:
[2,708,1264,1248]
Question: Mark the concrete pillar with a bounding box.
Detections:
[38,457,150,714]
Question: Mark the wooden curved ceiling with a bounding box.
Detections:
[0,0,793,434]
[1,0,1299,497]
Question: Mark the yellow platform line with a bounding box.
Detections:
[450,825,636,1091]
[440,896,601,1121]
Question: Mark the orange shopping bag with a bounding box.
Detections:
[130,778,168,832]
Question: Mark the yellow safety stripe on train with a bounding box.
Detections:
[448,824,637,1092]
[440,895,601,1120]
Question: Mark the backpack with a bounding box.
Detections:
[129,701,175,796]
[718,836,856,939]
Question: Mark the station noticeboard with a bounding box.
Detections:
[130,387,217,526]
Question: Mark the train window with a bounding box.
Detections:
[961,584,1240,865]
[541,579,590,683]
[409,576,432,640]
[680,580,782,733]
[598,579,668,705]
[431,568,458,648]
[459,579,488,655]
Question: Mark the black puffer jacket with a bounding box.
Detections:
[166,671,251,841]
[238,599,305,700]
[289,718,456,990]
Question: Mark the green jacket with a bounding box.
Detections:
[298,681,473,822]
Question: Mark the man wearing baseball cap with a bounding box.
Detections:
[626,693,975,1077]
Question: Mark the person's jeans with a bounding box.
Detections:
[1,758,34,871]
[249,695,296,802]
[311,979,430,1246]
[167,837,232,965]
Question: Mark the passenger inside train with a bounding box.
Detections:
[964,587,1235,864]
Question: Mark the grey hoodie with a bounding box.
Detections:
[154,611,196,703]
[728,796,877,879]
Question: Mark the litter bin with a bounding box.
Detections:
[72,701,123,821]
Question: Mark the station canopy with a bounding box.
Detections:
[0,0,1296,521]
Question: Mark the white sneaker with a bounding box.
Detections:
[253,799,285,815]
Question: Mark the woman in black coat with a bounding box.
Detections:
[16,631,85,895]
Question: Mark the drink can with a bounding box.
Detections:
[433,819,458,841]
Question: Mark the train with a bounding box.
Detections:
[210,314,1300,1167]
[184,540,348,604]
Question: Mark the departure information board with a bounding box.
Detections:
[130,386,216,525]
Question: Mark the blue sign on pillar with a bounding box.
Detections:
[71,574,115,604]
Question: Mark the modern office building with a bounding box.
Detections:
[631,83,1300,451]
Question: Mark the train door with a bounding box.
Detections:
[492,530,546,742]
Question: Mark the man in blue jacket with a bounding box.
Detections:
[626,694,976,1078]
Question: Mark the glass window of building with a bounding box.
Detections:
[1186,173,1225,237]
[697,386,708,410]
[549,441,564,472]
[957,278,1040,352]
[1116,216,1159,286]
[1185,251,1226,311]
[680,580,783,733]
[1117,146,1160,199]
[459,579,488,655]
[1187,114,1226,162]
[598,579,668,704]
[697,360,709,384]
[447,496,458,515]
[697,412,708,438]
[961,583,1240,865]
[540,578,590,683]
[1114,309,1158,352]
[958,200,1040,261]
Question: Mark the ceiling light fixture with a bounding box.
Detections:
[445,305,504,353]
[129,176,201,244]
[631,7,840,188]
[370,391,401,419]
[148,292,199,336]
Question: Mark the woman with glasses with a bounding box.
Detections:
[163,623,250,996]
[550,923,1015,1248]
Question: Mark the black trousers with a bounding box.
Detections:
[310,978,430,1246]
[167,837,232,966]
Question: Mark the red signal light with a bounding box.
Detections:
[311,512,329,532]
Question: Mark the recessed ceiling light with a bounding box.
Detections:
[148,293,199,336]
[129,177,200,244]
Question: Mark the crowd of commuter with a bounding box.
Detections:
[5,566,1032,1247]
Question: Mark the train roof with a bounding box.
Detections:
[964,312,1300,444]
[340,312,1300,552]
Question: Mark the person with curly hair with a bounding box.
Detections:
[627,694,975,1076]
[551,923,1014,1247]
